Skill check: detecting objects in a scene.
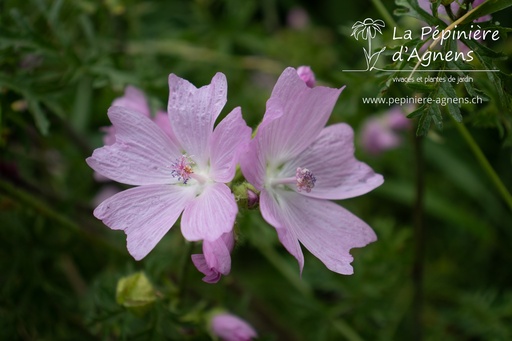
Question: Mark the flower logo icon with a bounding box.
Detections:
[350,18,386,71]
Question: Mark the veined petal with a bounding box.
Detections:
[94,184,196,260]
[191,254,222,283]
[203,231,234,275]
[282,123,384,200]
[87,106,181,185]
[257,67,344,165]
[153,110,180,146]
[112,86,151,117]
[260,190,305,273]
[264,189,377,275]
[181,183,237,242]
[209,107,252,183]
[168,73,227,167]
[240,98,284,190]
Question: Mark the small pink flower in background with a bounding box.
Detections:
[240,67,383,275]
[360,106,411,155]
[287,7,309,30]
[87,73,252,260]
[296,66,316,88]
[92,185,121,208]
[95,86,175,182]
[101,86,174,147]
[211,313,257,341]
[192,231,235,283]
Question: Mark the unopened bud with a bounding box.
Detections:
[297,66,316,88]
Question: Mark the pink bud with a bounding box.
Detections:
[297,66,316,88]
[247,189,259,208]
[211,313,257,341]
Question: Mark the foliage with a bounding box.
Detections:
[1,0,512,340]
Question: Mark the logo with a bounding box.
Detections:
[349,18,387,71]
[343,18,501,74]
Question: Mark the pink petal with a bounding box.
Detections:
[261,189,377,275]
[94,184,196,260]
[181,183,237,242]
[153,110,180,146]
[257,67,343,163]
[209,107,252,183]
[283,123,384,200]
[112,86,151,117]
[239,98,284,190]
[87,106,181,185]
[191,254,222,283]
[167,73,227,167]
[191,231,234,283]
[203,231,234,275]
[260,190,304,273]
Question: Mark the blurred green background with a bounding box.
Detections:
[1,0,512,340]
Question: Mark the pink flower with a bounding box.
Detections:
[87,73,252,260]
[296,66,316,88]
[211,313,257,341]
[287,6,310,30]
[240,67,383,275]
[191,231,235,283]
[360,106,411,155]
[95,86,175,182]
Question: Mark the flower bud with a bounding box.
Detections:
[233,183,259,209]
[210,312,257,341]
[297,66,316,88]
[116,272,157,316]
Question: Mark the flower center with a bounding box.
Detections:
[295,167,316,193]
[269,166,316,193]
[171,155,195,184]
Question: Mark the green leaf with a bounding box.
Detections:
[431,101,444,129]
[417,106,432,135]
[439,81,462,122]
[406,82,436,92]
[462,0,512,24]
[394,0,446,27]
[27,100,50,135]
[407,103,427,118]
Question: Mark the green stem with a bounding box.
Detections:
[412,135,425,341]
[371,0,398,28]
[452,120,512,211]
